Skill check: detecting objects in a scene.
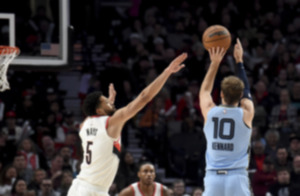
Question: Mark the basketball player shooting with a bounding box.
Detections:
[67,53,187,196]
[118,162,169,196]
[199,39,254,196]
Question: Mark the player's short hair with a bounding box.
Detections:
[82,91,103,116]
[221,76,244,105]
[138,162,155,171]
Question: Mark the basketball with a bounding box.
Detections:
[202,25,231,51]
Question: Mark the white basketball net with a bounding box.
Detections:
[0,46,19,92]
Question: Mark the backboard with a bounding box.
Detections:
[0,0,70,66]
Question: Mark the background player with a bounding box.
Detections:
[67,53,187,196]
[119,162,169,196]
[199,39,254,196]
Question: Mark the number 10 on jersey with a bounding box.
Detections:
[212,117,235,140]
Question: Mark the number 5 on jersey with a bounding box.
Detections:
[86,141,93,164]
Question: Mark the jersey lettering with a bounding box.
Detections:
[212,142,234,151]
[86,128,98,136]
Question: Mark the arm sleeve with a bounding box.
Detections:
[236,62,252,100]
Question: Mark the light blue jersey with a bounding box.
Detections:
[204,105,251,170]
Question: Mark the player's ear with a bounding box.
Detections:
[96,107,105,115]
[95,96,103,115]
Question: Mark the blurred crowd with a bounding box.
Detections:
[1,0,300,195]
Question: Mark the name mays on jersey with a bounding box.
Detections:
[212,142,234,151]
[86,128,98,136]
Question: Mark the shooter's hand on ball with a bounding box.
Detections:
[208,47,226,66]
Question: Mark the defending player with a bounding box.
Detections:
[199,39,254,196]
[118,162,169,196]
[67,53,187,196]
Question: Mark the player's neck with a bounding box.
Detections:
[139,182,155,193]
[221,100,238,107]
[220,104,238,107]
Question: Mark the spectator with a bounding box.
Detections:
[48,155,63,190]
[12,155,33,184]
[27,169,47,194]
[251,126,266,147]
[0,133,16,166]
[288,134,300,159]
[150,37,167,73]
[138,97,165,129]
[115,151,138,188]
[186,42,206,83]
[249,140,266,172]
[1,111,23,145]
[191,187,203,196]
[11,178,27,196]
[48,102,63,126]
[37,179,60,196]
[17,138,40,170]
[290,81,300,109]
[253,80,273,113]
[264,129,280,159]
[166,21,191,51]
[176,81,200,121]
[62,132,81,160]
[273,147,292,170]
[290,155,300,185]
[40,113,65,144]
[252,157,277,196]
[61,111,79,135]
[172,180,190,196]
[40,136,56,168]
[56,171,72,196]
[269,88,297,134]
[78,68,92,104]
[252,95,268,129]
[16,95,38,122]
[170,75,189,106]
[286,63,298,82]
[120,80,136,107]
[266,167,291,196]
[0,166,17,196]
[58,146,78,173]
[44,88,64,114]
[269,69,292,97]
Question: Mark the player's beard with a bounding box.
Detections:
[143,177,153,185]
[107,108,116,116]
